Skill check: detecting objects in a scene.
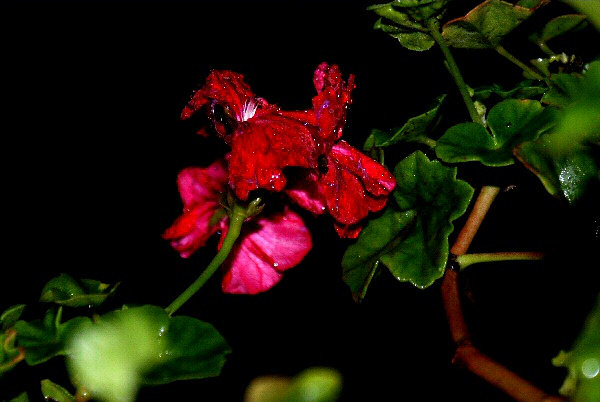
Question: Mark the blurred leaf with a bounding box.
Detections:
[15,307,91,365]
[529,14,587,44]
[41,379,75,402]
[473,80,547,101]
[515,61,600,204]
[8,392,29,402]
[342,209,417,301]
[1,328,24,375]
[1,304,26,330]
[67,305,230,402]
[553,296,600,401]
[343,151,473,293]
[436,99,556,166]
[142,315,230,384]
[364,95,445,150]
[40,273,119,308]
[245,367,342,402]
[566,0,600,30]
[442,0,547,49]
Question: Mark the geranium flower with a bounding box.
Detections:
[163,160,312,294]
[181,63,396,238]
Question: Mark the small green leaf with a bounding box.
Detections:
[391,31,435,51]
[15,307,92,365]
[142,315,231,384]
[442,0,545,49]
[436,99,556,166]
[553,296,600,401]
[40,273,119,308]
[541,72,582,107]
[41,379,76,402]
[473,80,547,101]
[364,95,445,150]
[342,209,417,301]
[1,304,26,330]
[67,305,230,402]
[1,328,23,375]
[245,367,342,402]
[532,14,587,43]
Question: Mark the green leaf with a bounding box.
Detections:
[14,307,92,365]
[473,80,547,101]
[1,304,26,330]
[1,328,23,375]
[364,95,445,150]
[67,305,230,402]
[442,0,545,49]
[342,209,417,301]
[553,296,600,401]
[142,315,231,384]
[343,151,473,294]
[436,99,557,166]
[41,379,76,402]
[530,14,587,43]
[565,0,600,30]
[391,31,435,51]
[40,273,119,308]
[541,72,582,107]
[245,367,342,402]
[8,392,29,402]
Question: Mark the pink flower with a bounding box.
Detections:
[163,160,312,294]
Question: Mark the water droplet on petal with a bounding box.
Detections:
[273,262,279,268]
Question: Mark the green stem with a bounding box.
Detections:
[495,45,547,82]
[415,136,437,149]
[165,204,246,316]
[427,20,482,124]
[457,251,544,270]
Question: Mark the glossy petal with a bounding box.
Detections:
[285,171,327,216]
[228,114,318,200]
[312,63,355,148]
[181,70,255,122]
[163,160,228,258]
[222,208,312,294]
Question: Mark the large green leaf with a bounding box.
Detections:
[566,0,600,30]
[342,209,417,302]
[14,307,91,365]
[436,99,556,166]
[364,94,445,150]
[553,296,600,401]
[343,151,473,294]
[442,0,546,49]
[142,315,231,384]
[67,305,230,402]
[1,304,26,330]
[40,273,119,308]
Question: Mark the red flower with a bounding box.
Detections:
[182,63,395,238]
[163,160,311,294]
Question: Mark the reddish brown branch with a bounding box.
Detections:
[442,186,565,402]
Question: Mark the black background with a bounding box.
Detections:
[2,1,599,401]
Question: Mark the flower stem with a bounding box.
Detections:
[165,204,246,316]
[457,251,544,270]
[427,20,482,125]
[494,45,547,82]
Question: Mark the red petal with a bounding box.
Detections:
[312,63,355,148]
[228,113,318,200]
[181,70,255,121]
[334,222,363,239]
[222,207,312,294]
[322,155,369,225]
[162,202,223,258]
[177,160,228,208]
[330,141,396,196]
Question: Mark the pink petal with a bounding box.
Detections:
[222,207,312,294]
[177,160,228,208]
[285,171,327,215]
[162,202,223,258]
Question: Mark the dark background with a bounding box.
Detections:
[2,0,599,400]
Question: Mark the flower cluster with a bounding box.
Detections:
[164,63,396,294]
